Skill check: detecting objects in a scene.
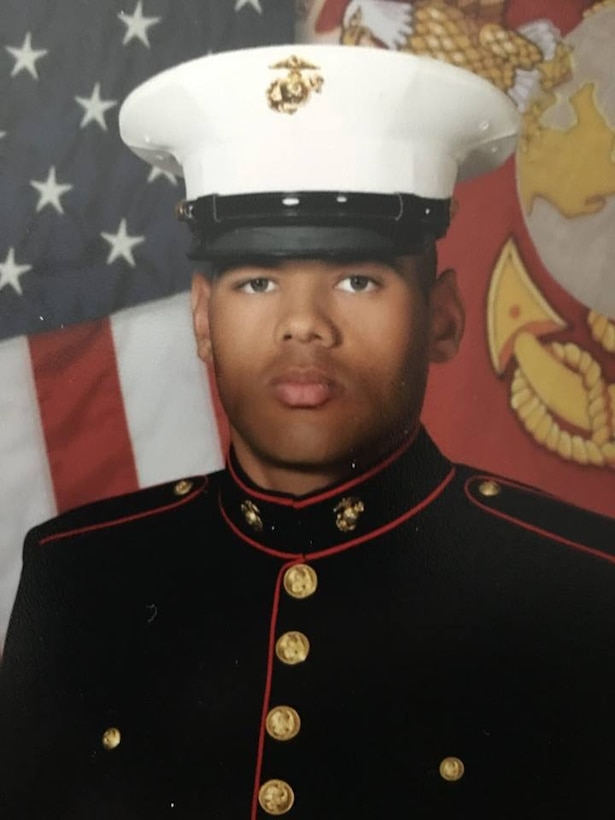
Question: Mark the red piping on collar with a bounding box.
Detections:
[464,477,615,566]
[220,466,455,561]
[227,425,420,510]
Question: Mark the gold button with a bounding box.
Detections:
[283,564,318,599]
[101,727,121,750]
[175,199,192,221]
[258,779,295,815]
[276,631,310,665]
[241,499,263,532]
[439,756,464,782]
[478,479,501,497]
[173,479,193,497]
[266,706,301,741]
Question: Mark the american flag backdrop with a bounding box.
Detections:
[0,0,294,649]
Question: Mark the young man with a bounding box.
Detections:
[1,45,615,819]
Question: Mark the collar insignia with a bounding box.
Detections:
[241,499,263,531]
[334,497,365,533]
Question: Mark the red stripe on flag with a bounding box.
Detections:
[29,319,139,513]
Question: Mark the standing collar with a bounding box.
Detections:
[218,426,455,560]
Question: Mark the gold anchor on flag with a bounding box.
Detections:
[487,238,615,468]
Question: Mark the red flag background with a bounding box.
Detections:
[298,0,615,519]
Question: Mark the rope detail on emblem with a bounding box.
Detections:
[510,340,615,467]
[588,310,615,354]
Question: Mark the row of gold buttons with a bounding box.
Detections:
[258,562,466,814]
[258,564,317,815]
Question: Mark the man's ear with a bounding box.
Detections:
[191,272,213,363]
[428,268,465,364]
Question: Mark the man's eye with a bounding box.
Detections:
[337,275,378,293]
[238,278,276,293]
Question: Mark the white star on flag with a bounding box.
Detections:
[235,0,263,13]
[5,32,49,79]
[101,219,145,266]
[118,1,162,47]
[30,167,73,214]
[0,248,32,295]
[75,83,117,130]
[147,166,178,185]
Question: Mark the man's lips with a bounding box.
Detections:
[270,369,339,409]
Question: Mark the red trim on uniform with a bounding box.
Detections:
[29,319,139,513]
[250,561,300,820]
[471,473,561,501]
[220,467,455,560]
[228,425,421,509]
[38,478,209,546]
[464,477,615,566]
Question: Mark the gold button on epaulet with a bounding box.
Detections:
[439,756,464,781]
[283,564,318,599]
[173,479,194,497]
[258,779,295,815]
[478,479,501,498]
[102,727,121,750]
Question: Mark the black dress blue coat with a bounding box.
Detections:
[1,427,614,819]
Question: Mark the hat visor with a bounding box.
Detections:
[187,226,426,263]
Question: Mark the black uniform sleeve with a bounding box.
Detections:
[0,530,88,819]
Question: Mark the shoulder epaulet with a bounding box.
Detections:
[464,471,615,563]
[31,472,216,547]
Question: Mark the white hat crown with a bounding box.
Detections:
[119,44,520,202]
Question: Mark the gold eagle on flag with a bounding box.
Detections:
[338,0,571,111]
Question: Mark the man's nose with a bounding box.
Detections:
[274,292,340,347]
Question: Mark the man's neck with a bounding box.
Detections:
[228,427,418,497]
[231,446,356,496]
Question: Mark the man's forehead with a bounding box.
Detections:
[209,254,424,278]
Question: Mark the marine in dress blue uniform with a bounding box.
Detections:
[1,44,614,819]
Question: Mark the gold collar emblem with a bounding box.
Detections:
[241,499,263,532]
[334,497,365,533]
[267,55,324,115]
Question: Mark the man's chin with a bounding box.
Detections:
[230,411,417,489]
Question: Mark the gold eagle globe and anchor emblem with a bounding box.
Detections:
[334,497,365,532]
[266,55,324,114]
[487,0,615,472]
[487,238,615,470]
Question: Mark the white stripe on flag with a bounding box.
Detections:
[111,292,224,489]
[0,335,57,650]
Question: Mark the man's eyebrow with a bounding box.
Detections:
[213,259,281,278]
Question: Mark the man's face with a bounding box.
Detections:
[192,255,463,492]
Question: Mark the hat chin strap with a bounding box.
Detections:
[176,191,451,261]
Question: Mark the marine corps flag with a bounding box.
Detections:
[297,0,615,520]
